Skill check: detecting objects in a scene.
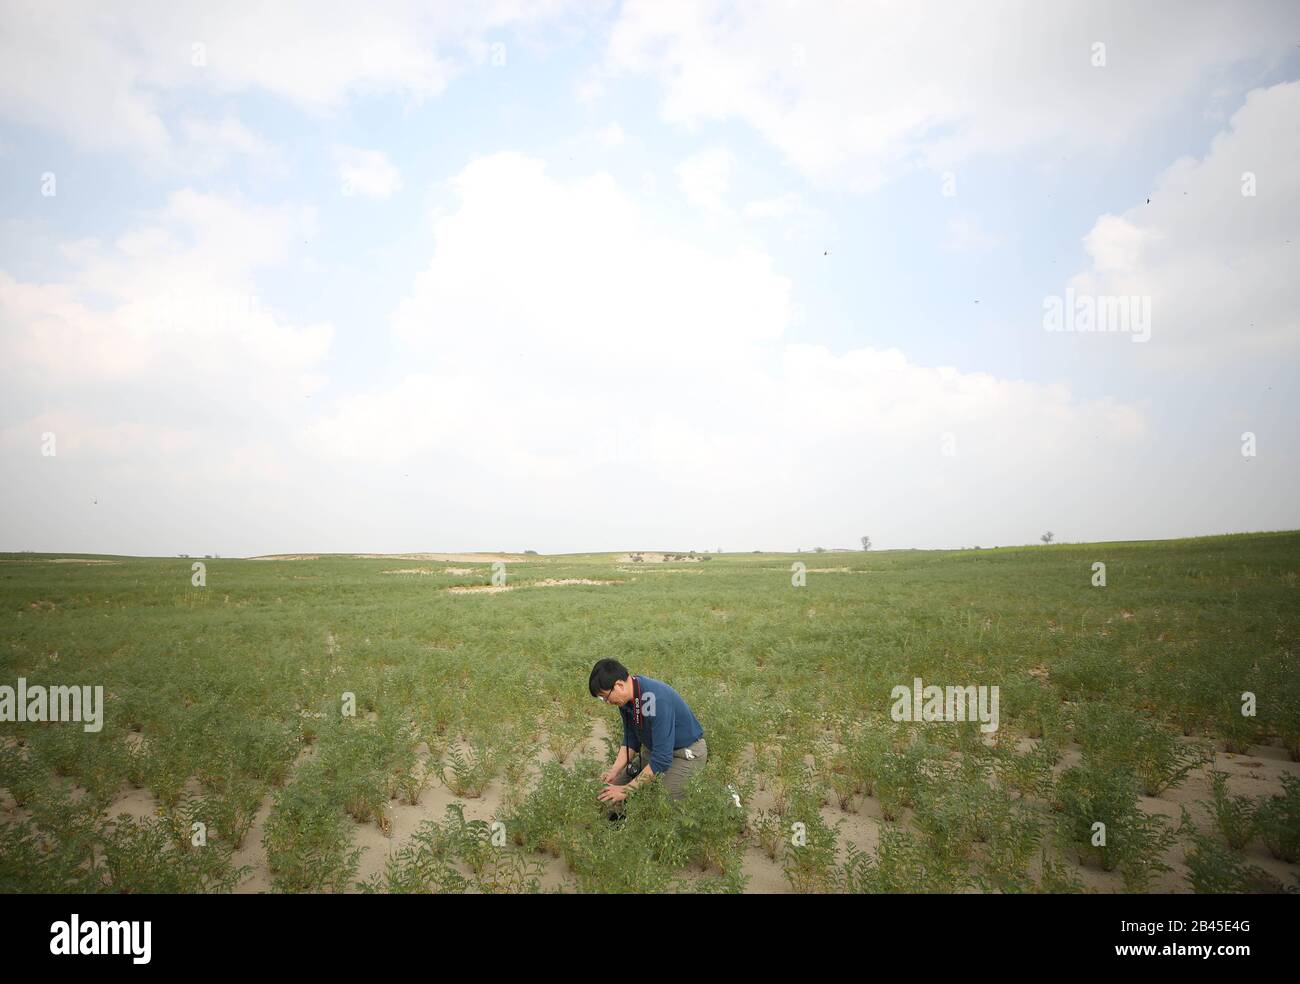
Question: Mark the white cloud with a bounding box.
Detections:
[605,0,1300,191]
[941,215,998,253]
[742,192,806,220]
[674,146,736,213]
[304,152,1155,549]
[576,76,605,104]
[178,116,285,174]
[596,122,626,148]
[0,0,581,164]
[390,153,786,373]
[335,145,403,199]
[0,191,332,466]
[1064,81,1300,364]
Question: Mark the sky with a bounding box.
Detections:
[1,0,1297,556]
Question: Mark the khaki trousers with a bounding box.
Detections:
[613,737,708,801]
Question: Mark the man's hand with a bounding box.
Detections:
[597,783,628,803]
[600,766,621,784]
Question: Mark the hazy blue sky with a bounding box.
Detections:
[2,1,1297,555]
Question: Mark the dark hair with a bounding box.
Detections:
[589,658,630,697]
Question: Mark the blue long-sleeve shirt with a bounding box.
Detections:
[618,675,704,776]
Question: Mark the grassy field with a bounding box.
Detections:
[2,532,1298,893]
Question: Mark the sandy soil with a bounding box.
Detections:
[0,558,124,565]
[354,553,535,563]
[530,579,619,587]
[5,724,1296,895]
[444,579,620,595]
[615,566,703,575]
[617,553,706,564]
[763,566,884,573]
[249,553,536,563]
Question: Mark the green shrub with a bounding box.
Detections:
[502,757,605,857]
[670,773,749,876]
[100,815,249,893]
[836,827,969,893]
[263,770,363,893]
[1070,702,1210,796]
[780,789,841,893]
[1256,774,1300,863]
[1054,762,1176,890]
[1206,771,1258,850]
[437,739,498,799]
[1179,819,1284,894]
[993,737,1060,800]
[748,808,783,861]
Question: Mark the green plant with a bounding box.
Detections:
[836,827,970,893]
[749,809,783,861]
[780,789,840,893]
[1178,815,1284,894]
[1032,848,1084,893]
[875,739,948,822]
[359,826,469,894]
[842,719,891,799]
[263,770,363,893]
[1206,771,1258,850]
[543,704,592,764]
[99,815,249,893]
[1255,773,1300,863]
[993,736,1060,800]
[1054,762,1176,890]
[565,818,678,894]
[670,773,749,875]
[437,739,498,798]
[910,780,977,864]
[502,757,606,858]
[1070,702,1210,796]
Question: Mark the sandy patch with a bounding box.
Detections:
[615,566,702,574]
[617,553,706,564]
[444,578,620,595]
[764,566,882,573]
[355,553,533,564]
[380,568,437,575]
[530,578,619,587]
[0,557,121,565]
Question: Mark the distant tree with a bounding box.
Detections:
[1040,532,1054,545]
[860,535,872,551]
[524,550,538,555]
[814,546,826,553]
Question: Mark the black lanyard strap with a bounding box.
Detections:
[625,676,644,773]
